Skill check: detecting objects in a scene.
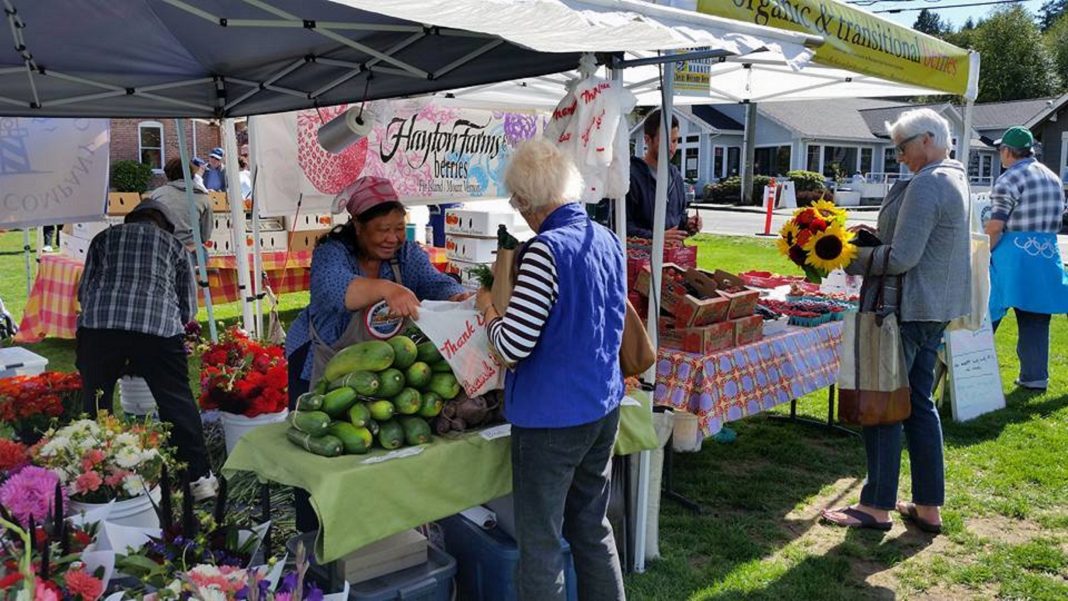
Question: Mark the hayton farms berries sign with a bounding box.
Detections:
[251,102,543,217]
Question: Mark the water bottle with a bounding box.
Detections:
[425,225,435,247]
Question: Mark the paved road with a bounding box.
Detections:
[693,207,878,238]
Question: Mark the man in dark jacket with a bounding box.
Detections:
[625,109,700,243]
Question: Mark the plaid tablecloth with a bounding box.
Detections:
[15,251,314,342]
[654,322,844,436]
[14,254,85,343]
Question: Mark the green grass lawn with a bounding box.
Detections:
[2,230,1066,599]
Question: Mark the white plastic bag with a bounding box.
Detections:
[414,298,504,397]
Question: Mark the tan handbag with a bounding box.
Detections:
[620,297,656,378]
[837,252,911,426]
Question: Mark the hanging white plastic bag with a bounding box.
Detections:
[414,298,504,397]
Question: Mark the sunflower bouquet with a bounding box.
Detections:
[777,200,857,283]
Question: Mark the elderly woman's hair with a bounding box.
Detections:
[504,137,582,211]
[886,108,953,152]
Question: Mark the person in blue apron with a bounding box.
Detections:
[284,176,471,532]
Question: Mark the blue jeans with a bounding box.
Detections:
[512,409,625,601]
[860,321,947,510]
[992,309,1050,388]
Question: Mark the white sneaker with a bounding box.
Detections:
[190,473,219,501]
[41,245,53,253]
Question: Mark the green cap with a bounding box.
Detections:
[994,126,1034,150]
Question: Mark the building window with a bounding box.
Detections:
[138,121,164,171]
[754,146,791,176]
[822,146,858,178]
[860,148,873,176]
[727,147,741,178]
[968,152,995,184]
[807,144,821,172]
[684,148,700,180]
[884,147,900,175]
[713,146,724,180]
[686,135,700,143]
[1061,132,1068,183]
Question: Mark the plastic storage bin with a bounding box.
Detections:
[287,532,456,601]
[438,514,579,601]
[0,347,48,379]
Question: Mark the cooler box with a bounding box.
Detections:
[0,347,48,379]
[437,514,579,601]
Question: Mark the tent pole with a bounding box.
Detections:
[222,118,256,334]
[175,118,218,343]
[610,65,627,252]
[248,119,265,339]
[635,55,674,575]
[741,98,758,205]
[959,98,975,184]
[23,229,32,298]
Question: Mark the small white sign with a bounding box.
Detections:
[945,316,1006,422]
[479,424,512,440]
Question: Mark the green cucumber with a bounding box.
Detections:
[399,416,432,445]
[320,387,358,417]
[323,341,395,381]
[296,393,323,412]
[286,428,343,457]
[289,410,331,437]
[327,422,373,454]
[334,371,381,397]
[377,419,405,450]
[348,403,372,428]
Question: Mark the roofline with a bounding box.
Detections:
[1024,92,1068,129]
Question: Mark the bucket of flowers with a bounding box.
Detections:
[777,199,858,284]
[31,413,172,529]
[0,371,82,444]
[0,468,109,601]
[198,328,289,454]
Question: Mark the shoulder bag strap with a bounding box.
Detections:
[390,257,403,287]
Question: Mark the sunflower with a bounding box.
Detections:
[777,221,800,257]
[802,223,857,273]
[811,198,848,226]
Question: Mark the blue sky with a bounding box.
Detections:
[877,0,1047,29]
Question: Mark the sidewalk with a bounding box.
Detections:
[693,202,880,216]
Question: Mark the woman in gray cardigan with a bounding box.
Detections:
[822,108,971,534]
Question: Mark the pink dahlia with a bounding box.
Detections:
[0,466,66,527]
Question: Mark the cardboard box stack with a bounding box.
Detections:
[59,193,138,261]
[635,264,763,354]
[444,206,529,287]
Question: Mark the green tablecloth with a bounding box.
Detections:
[222,389,657,563]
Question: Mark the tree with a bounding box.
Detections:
[1045,13,1068,90]
[914,9,948,36]
[1039,0,1067,31]
[973,7,1062,102]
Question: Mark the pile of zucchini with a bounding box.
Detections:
[286,331,461,457]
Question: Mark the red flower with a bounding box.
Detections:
[0,439,28,471]
[795,209,817,227]
[64,568,104,601]
[810,218,828,232]
[0,571,23,589]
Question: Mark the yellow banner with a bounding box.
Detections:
[697,0,974,97]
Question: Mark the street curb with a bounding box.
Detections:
[693,203,880,216]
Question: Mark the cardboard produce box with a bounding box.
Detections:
[732,315,764,346]
[243,231,286,252]
[106,192,141,216]
[60,235,91,261]
[208,191,228,212]
[289,213,333,232]
[444,207,519,237]
[445,235,496,263]
[660,320,735,355]
[446,259,490,287]
[636,264,730,328]
[206,227,235,256]
[288,229,330,253]
[334,528,428,585]
[713,269,761,319]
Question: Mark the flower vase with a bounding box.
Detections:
[70,486,161,529]
[220,410,289,454]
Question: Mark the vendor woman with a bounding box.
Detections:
[286,176,470,397]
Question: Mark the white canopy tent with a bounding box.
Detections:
[1,0,824,573]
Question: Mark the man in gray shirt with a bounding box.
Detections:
[147,157,214,257]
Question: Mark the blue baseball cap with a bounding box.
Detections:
[209,147,224,160]
[191,157,206,167]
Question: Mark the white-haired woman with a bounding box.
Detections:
[821,108,971,534]
[476,138,626,600]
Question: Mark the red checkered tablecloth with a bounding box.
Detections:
[654,322,844,436]
[15,251,314,342]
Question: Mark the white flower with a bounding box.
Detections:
[75,435,98,452]
[63,419,100,438]
[39,436,70,458]
[114,432,139,448]
[139,448,160,463]
[115,447,142,469]
[122,474,147,497]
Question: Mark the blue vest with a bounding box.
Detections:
[504,203,626,428]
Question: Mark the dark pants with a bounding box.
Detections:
[512,409,625,601]
[859,321,947,510]
[993,308,1051,388]
[43,225,59,247]
[287,342,319,533]
[76,327,210,480]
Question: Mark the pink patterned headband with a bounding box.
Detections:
[333,176,399,217]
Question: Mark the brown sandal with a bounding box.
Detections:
[896,502,942,534]
[820,507,892,531]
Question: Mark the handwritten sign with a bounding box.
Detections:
[945,316,1005,422]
